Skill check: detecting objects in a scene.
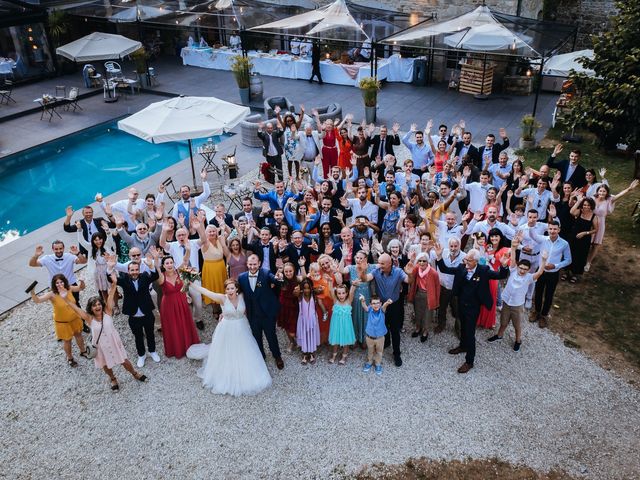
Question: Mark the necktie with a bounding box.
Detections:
[379,139,385,158]
[181,245,189,266]
[87,223,92,236]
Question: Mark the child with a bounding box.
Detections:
[296,278,325,364]
[328,283,357,365]
[359,294,392,375]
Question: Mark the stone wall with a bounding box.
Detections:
[545,0,618,49]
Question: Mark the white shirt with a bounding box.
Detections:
[102,198,145,232]
[536,236,572,272]
[462,181,492,213]
[437,249,466,289]
[516,222,549,256]
[167,240,201,269]
[435,220,464,246]
[346,198,378,225]
[467,219,516,239]
[39,253,78,284]
[267,133,278,157]
[171,182,211,222]
[257,242,271,270]
[248,272,259,290]
[515,187,559,219]
[501,267,535,307]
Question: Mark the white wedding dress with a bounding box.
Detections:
[187,294,272,396]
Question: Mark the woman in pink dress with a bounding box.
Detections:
[314,111,338,177]
[157,255,200,359]
[476,228,510,329]
[224,237,248,280]
[62,273,147,391]
[586,180,638,271]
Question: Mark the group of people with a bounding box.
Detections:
[28,115,639,396]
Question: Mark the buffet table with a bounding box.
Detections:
[180,48,412,87]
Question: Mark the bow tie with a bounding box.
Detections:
[249,274,258,278]
[55,258,64,262]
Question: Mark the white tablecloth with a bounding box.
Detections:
[180,48,409,87]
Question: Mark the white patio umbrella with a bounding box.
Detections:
[542,49,595,77]
[118,96,250,187]
[443,23,534,52]
[56,32,142,62]
[109,5,172,23]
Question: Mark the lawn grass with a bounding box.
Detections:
[517,128,640,369]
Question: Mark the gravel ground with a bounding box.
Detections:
[1,272,639,480]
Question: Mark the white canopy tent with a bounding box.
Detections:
[118,96,250,187]
[249,0,368,39]
[443,23,534,53]
[56,32,142,62]
[109,5,173,23]
[542,49,594,77]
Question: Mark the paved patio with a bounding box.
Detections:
[0,54,558,315]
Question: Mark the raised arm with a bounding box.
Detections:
[60,292,91,321]
[63,206,78,233]
[612,179,639,203]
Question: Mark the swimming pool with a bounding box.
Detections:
[0,119,231,245]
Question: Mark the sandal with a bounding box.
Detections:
[560,273,568,281]
[79,348,90,359]
[134,372,148,382]
[309,354,316,364]
[110,379,119,391]
[328,352,337,364]
[338,354,347,365]
[67,358,78,367]
[301,355,308,365]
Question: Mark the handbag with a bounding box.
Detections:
[85,320,105,359]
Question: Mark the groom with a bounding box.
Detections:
[238,254,285,370]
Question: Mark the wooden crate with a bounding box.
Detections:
[458,63,493,95]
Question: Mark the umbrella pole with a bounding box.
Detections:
[188,139,197,190]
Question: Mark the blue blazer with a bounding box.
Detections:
[254,189,303,211]
[237,268,281,320]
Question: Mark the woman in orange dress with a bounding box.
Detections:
[337,116,354,171]
[308,254,342,345]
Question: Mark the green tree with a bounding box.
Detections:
[567,1,640,160]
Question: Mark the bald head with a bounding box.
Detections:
[378,253,392,273]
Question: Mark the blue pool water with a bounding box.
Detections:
[0,119,231,245]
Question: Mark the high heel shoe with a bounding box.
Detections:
[328,352,337,364]
[338,353,347,365]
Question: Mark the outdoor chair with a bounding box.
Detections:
[0,80,15,104]
[314,103,342,123]
[240,113,264,148]
[264,96,295,119]
[104,61,122,79]
[161,177,179,204]
[63,87,82,112]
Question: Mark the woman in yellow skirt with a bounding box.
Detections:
[29,274,87,367]
[200,225,228,310]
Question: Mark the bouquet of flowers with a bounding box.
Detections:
[178,266,201,293]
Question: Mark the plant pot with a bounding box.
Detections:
[365,105,376,124]
[519,138,536,150]
[238,87,250,105]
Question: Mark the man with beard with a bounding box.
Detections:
[170,169,211,229]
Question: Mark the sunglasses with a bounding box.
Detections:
[417,259,428,263]
[130,253,141,257]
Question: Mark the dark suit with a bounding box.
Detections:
[546,156,587,188]
[306,208,350,235]
[208,213,234,229]
[235,208,263,227]
[309,41,323,84]
[238,269,282,358]
[368,134,401,159]
[453,141,481,169]
[436,260,508,366]
[478,137,510,167]
[116,270,159,357]
[280,242,317,272]
[257,128,284,181]
[242,238,278,272]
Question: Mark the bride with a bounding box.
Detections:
[187,280,272,396]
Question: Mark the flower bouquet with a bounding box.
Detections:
[178,266,201,293]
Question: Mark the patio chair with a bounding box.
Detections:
[240,113,264,148]
[263,96,295,119]
[104,61,122,79]
[161,177,179,203]
[314,103,342,123]
[63,87,83,112]
[0,79,16,104]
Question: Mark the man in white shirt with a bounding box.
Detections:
[434,211,464,247]
[465,206,516,238]
[344,186,378,226]
[170,169,211,229]
[461,168,492,213]
[97,188,145,233]
[488,151,512,189]
[530,221,571,328]
[435,237,466,335]
[160,222,206,330]
[515,174,560,220]
[487,235,547,351]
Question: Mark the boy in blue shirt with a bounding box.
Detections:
[359,295,393,375]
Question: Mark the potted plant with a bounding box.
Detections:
[359,76,380,123]
[131,47,149,85]
[230,55,253,105]
[519,114,541,149]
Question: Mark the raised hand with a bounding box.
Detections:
[95,192,103,203]
[311,108,319,116]
[433,242,443,258]
[463,166,471,178]
[34,245,44,257]
[191,219,201,231]
[100,220,110,231]
[114,214,125,228]
[499,254,510,267]
[103,203,113,217]
[410,123,417,132]
[553,143,563,156]
[392,122,400,134]
[360,238,370,252]
[459,119,466,130]
[69,245,80,256]
[298,256,306,267]
[541,250,549,262]
[548,203,557,218]
[599,167,607,178]
[426,119,433,132]
[65,205,74,217]
[274,105,281,114]
[499,127,507,139]
[200,169,207,180]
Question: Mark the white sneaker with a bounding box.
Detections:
[584,262,591,273]
[149,351,161,363]
[136,355,146,368]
